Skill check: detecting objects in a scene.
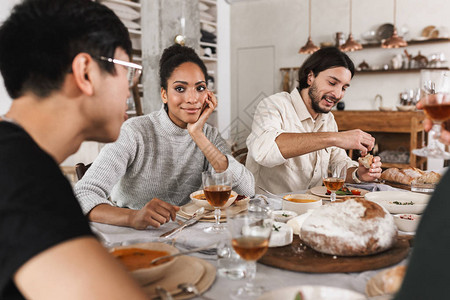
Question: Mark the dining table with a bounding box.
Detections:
[91,182,414,299]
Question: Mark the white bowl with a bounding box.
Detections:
[393,213,421,232]
[190,189,237,210]
[110,242,179,286]
[272,210,298,223]
[269,222,293,247]
[397,105,416,112]
[364,191,430,214]
[282,194,322,215]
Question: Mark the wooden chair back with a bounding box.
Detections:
[75,162,92,180]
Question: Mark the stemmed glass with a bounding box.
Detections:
[227,209,273,298]
[202,171,232,233]
[412,70,450,159]
[323,161,347,202]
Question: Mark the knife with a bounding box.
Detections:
[160,207,205,238]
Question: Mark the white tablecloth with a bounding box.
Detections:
[92,186,409,299]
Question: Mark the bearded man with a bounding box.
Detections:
[246,47,382,194]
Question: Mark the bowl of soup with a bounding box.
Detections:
[190,189,238,210]
[282,194,322,215]
[110,242,179,285]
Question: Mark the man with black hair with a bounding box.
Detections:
[0,0,147,298]
[246,47,382,194]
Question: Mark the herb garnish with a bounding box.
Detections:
[392,201,414,205]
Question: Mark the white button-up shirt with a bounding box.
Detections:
[246,88,357,194]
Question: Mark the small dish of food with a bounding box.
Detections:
[365,191,430,214]
[396,105,416,112]
[410,180,436,193]
[393,213,421,233]
[190,189,237,210]
[110,242,179,285]
[282,194,322,215]
[269,221,293,247]
[233,194,250,206]
[272,210,298,223]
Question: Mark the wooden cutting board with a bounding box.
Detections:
[259,235,410,273]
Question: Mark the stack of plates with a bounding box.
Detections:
[142,256,215,299]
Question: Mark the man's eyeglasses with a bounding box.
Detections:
[97,56,142,88]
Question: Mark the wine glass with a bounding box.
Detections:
[412,70,450,159]
[227,209,273,298]
[202,171,232,233]
[323,161,347,202]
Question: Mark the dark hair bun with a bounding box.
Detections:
[159,44,207,90]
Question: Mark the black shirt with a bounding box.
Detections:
[394,169,450,299]
[0,122,93,299]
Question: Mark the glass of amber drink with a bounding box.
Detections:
[413,70,450,159]
[202,171,232,233]
[323,161,347,202]
[227,209,273,298]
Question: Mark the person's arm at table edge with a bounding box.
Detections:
[88,200,179,230]
[14,237,148,300]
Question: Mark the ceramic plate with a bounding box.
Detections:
[376,23,394,41]
[258,285,365,300]
[309,186,369,198]
[179,201,247,221]
[190,190,238,210]
[142,256,214,299]
[364,191,430,214]
[272,210,298,223]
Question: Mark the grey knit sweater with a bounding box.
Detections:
[74,108,255,215]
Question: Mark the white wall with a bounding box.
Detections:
[229,0,450,145]
[0,0,20,114]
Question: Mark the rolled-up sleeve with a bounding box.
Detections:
[326,116,358,170]
[246,97,287,168]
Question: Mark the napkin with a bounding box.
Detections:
[90,220,225,255]
[346,183,406,192]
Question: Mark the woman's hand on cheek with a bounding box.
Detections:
[187,90,216,135]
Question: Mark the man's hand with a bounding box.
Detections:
[357,156,382,182]
[336,129,375,156]
[417,99,450,145]
[128,198,179,230]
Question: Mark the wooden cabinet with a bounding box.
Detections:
[333,110,427,169]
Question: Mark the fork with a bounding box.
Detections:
[257,185,282,201]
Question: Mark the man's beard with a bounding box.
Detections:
[308,82,335,114]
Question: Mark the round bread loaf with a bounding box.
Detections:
[300,198,397,256]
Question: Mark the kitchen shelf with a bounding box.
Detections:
[200,56,217,62]
[357,67,449,74]
[128,28,141,35]
[199,0,217,5]
[200,20,217,27]
[200,41,217,48]
[280,38,450,73]
[198,0,219,127]
[101,0,141,9]
[360,38,450,49]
